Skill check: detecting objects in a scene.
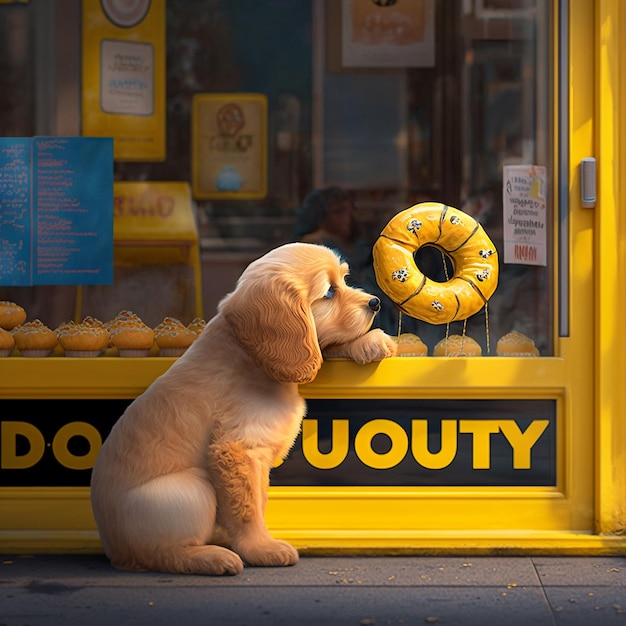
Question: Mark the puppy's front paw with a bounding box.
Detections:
[237,539,299,567]
[349,329,397,364]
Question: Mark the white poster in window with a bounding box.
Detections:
[100,39,154,116]
[502,165,547,266]
[342,0,435,68]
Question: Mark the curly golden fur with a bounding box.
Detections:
[90,243,397,575]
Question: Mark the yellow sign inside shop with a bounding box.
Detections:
[81,0,166,161]
[111,181,200,266]
[192,93,268,200]
[113,182,197,242]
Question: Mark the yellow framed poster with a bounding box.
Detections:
[191,93,268,200]
[81,0,166,161]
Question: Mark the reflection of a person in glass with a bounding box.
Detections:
[293,187,360,256]
[293,186,399,334]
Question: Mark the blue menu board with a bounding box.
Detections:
[0,136,113,286]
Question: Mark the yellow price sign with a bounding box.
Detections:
[81,0,166,161]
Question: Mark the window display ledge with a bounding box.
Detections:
[0,357,176,399]
[0,355,568,399]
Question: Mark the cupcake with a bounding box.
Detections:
[108,310,154,357]
[496,330,540,357]
[82,315,107,329]
[55,320,75,334]
[393,333,428,356]
[0,300,27,330]
[188,317,207,335]
[12,319,58,357]
[433,334,482,357]
[154,317,197,356]
[57,318,109,357]
[105,309,142,331]
[0,327,15,356]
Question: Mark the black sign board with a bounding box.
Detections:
[0,398,556,488]
[270,399,556,487]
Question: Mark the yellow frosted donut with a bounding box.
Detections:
[373,202,498,324]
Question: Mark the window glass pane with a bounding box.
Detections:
[0,0,553,357]
[315,0,552,355]
[459,2,552,356]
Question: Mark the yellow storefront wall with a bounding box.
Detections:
[594,0,626,535]
[1,0,625,555]
[0,354,624,555]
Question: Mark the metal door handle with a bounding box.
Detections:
[580,157,596,208]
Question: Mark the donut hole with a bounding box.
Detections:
[413,245,454,282]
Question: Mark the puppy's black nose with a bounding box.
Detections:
[368,297,381,312]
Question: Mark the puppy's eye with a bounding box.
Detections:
[324,285,336,299]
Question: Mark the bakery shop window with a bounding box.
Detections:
[152,0,552,357]
[0,0,554,357]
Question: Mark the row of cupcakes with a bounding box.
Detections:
[390,331,540,356]
[0,304,206,358]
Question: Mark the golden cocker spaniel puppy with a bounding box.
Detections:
[90,242,397,575]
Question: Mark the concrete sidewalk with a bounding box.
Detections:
[1,554,625,625]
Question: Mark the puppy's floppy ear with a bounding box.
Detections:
[220,273,323,383]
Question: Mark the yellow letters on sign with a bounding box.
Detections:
[298,418,550,472]
[1,422,45,470]
[1,421,102,470]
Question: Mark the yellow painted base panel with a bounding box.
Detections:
[2,530,626,556]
